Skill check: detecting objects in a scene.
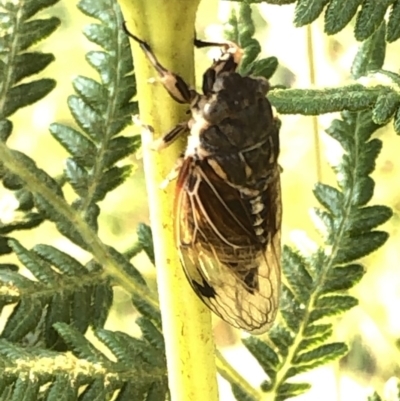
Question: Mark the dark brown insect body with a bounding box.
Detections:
[125,25,282,334]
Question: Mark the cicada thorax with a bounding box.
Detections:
[124,24,282,333]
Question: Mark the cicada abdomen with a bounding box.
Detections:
[124,25,281,334]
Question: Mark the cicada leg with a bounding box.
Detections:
[160,154,184,189]
[123,23,196,104]
[151,122,189,151]
[133,115,186,188]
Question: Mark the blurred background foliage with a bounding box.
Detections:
[1,0,400,400]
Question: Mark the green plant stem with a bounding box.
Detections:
[118,1,219,401]
[0,142,157,311]
[306,24,322,182]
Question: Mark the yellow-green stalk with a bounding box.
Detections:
[118,1,219,401]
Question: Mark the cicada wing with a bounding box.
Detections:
[174,158,282,333]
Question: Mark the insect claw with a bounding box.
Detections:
[160,157,184,189]
[132,115,154,147]
[151,137,167,152]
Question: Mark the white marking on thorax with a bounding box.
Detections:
[185,116,210,159]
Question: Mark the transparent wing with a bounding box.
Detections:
[174,158,281,333]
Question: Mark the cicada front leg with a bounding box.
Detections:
[125,24,192,187]
[123,23,196,104]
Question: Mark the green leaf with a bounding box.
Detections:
[0,120,12,142]
[1,298,44,342]
[20,0,61,20]
[276,382,311,401]
[91,281,113,328]
[83,24,114,51]
[324,0,363,35]
[269,85,378,115]
[309,295,358,322]
[268,325,294,357]
[394,107,400,134]
[294,0,330,26]
[103,136,141,168]
[347,205,392,234]
[293,342,348,365]
[0,237,12,255]
[145,382,168,401]
[9,376,39,401]
[280,286,304,333]
[92,165,133,202]
[33,244,85,276]
[136,317,165,353]
[131,296,162,328]
[65,158,89,198]
[137,223,155,265]
[372,92,400,124]
[47,375,77,400]
[79,379,107,401]
[49,124,97,168]
[16,17,61,51]
[54,322,111,365]
[334,231,389,264]
[97,328,164,371]
[68,95,105,141]
[282,246,312,303]
[243,337,280,379]
[72,75,108,113]
[387,0,400,42]
[303,323,332,338]
[297,329,333,353]
[45,292,73,350]
[2,79,56,118]
[352,22,387,79]
[107,247,146,286]
[314,294,358,311]
[251,57,278,80]
[313,183,343,216]
[12,52,55,85]
[354,1,389,41]
[231,384,257,401]
[9,239,57,284]
[321,264,365,293]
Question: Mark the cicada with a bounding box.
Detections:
[124,25,282,334]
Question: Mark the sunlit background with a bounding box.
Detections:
[1,1,400,400]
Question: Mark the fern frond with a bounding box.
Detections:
[49,0,138,223]
[225,3,278,79]
[0,241,113,349]
[0,0,59,120]
[0,322,167,400]
[269,23,400,134]
[0,0,61,240]
[224,0,400,43]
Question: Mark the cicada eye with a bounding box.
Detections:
[202,97,229,123]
